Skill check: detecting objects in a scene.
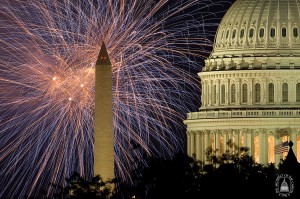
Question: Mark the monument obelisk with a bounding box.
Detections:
[94,42,114,181]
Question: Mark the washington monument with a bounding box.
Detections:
[94,42,114,181]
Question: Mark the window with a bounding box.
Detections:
[255,83,261,103]
[270,28,276,38]
[231,84,236,103]
[254,136,260,163]
[226,29,230,39]
[240,29,245,38]
[221,30,225,39]
[259,28,265,38]
[268,136,275,163]
[249,28,254,38]
[213,85,217,104]
[232,29,236,39]
[221,85,225,104]
[296,83,300,102]
[282,83,288,102]
[282,27,287,37]
[268,83,274,102]
[293,27,298,38]
[242,84,248,103]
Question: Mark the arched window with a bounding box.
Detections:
[254,136,260,163]
[231,84,236,103]
[259,28,265,38]
[282,83,288,102]
[242,83,248,103]
[296,83,300,102]
[255,83,261,103]
[213,85,217,104]
[249,28,254,38]
[240,29,245,38]
[268,136,275,163]
[293,27,298,38]
[282,27,287,37]
[226,29,230,39]
[232,29,236,39]
[221,85,225,104]
[268,83,274,102]
[270,28,276,38]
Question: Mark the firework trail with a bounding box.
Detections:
[0,0,230,197]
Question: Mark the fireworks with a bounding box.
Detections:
[0,0,229,197]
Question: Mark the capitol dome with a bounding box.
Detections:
[206,0,300,71]
[184,0,300,165]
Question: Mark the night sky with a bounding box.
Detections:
[0,0,234,198]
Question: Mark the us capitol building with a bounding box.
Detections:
[184,0,300,165]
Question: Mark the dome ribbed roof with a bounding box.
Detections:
[205,0,300,71]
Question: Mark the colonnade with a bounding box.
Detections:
[187,128,300,165]
[200,71,300,109]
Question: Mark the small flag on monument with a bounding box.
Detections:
[275,141,289,154]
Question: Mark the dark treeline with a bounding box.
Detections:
[33,140,300,199]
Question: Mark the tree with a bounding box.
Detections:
[128,139,281,199]
[130,153,203,199]
[51,172,115,199]
[203,140,278,199]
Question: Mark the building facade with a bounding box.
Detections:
[184,0,300,165]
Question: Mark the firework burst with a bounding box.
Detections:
[0,0,230,197]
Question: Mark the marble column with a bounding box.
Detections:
[259,129,268,164]
[275,130,281,166]
[223,130,227,152]
[190,132,195,158]
[209,80,213,106]
[237,78,241,105]
[216,131,220,155]
[246,129,253,156]
[204,130,209,151]
[228,130,233,152]
[262,77,267,105]
[202,81,206,106]
[187,132,191,156]
[225,79,229,105]
[196,132,201,161]
[216,79,220,106]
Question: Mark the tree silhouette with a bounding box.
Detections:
[49,172,115,199]
[203,139,278,199]
[127,139,284,199]
[43,140,300,199]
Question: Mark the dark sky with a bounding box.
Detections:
[0,0,235,198]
